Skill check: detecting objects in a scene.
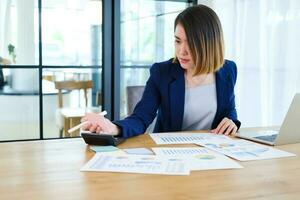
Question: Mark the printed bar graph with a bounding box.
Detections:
[150,132,231,144]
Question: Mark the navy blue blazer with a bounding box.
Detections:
[114,59,241,138]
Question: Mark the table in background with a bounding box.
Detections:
[0,130,299,200]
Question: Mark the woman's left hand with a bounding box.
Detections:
[211,117,237,135]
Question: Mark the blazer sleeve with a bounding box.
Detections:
[113,64,161,138]
[227,61,241,129]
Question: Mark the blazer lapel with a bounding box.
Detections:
[169,64,185,131]
[213,68,229,128]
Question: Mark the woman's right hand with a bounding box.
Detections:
[81,113,120,136]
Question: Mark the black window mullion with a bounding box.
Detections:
[112,0,121,120]
[102,0,113,120]
[38,0,43,139]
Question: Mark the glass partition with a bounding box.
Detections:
[0,68,39,141]
[42,0,102,66]
[42,68,102,138]
[0,0,38,66]
[120,0,190,118]
[0,0,102,141]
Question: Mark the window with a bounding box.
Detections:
[0,0,103,141]
[119,0,193,118]
[0,0,196,142]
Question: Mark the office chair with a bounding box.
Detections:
[126,85,156,133]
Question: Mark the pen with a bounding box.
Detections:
[67,110,107,134]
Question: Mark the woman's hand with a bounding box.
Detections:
[81,113,120,136]
[211,117,237,135]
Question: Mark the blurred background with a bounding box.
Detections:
[0,0,299,141]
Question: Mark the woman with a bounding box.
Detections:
[82,4,241,138]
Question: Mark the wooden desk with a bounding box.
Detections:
[0,133,299,200]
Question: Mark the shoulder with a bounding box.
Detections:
[216,59,238,85]
[150,58,178,72]
[150,58,182,79]
[218,59,237,79]
[220,60,237,73]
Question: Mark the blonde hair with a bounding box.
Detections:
[173,5,224,75]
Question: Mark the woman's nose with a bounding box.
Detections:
[179,45,188,56]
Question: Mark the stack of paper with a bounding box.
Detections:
[80,133,296,175]
[149,132,231,144]
[196,139,296,161]
[152,147,242,170]
[81,154,189,175]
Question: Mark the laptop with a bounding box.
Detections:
[236,93,300,145]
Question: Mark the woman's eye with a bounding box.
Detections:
[175,40,180,44]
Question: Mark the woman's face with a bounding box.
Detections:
[174,23,195,70]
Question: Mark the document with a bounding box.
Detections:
[123,148,154,155]
[150,132,231,145]
[152,147,242,170]
[196,139,296,161]
[81,153,190,175]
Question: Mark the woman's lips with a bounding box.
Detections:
[179,58,190,64]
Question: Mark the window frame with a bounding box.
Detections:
[0,0,197,142]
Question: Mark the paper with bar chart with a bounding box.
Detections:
[149,132,231,145]
[81,153,190,175]
[196,139,296,161]
[152,147,242,170]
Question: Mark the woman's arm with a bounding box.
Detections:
[113,64,161,138]
[82,63,162,138]
[212,61,241,135]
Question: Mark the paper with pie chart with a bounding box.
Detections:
[80,153,190,175]
[196,139,296,161]
[152,147,242,170]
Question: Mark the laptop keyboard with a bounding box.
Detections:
[254,134,278,142]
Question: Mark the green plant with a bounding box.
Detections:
[8,43,16,63]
